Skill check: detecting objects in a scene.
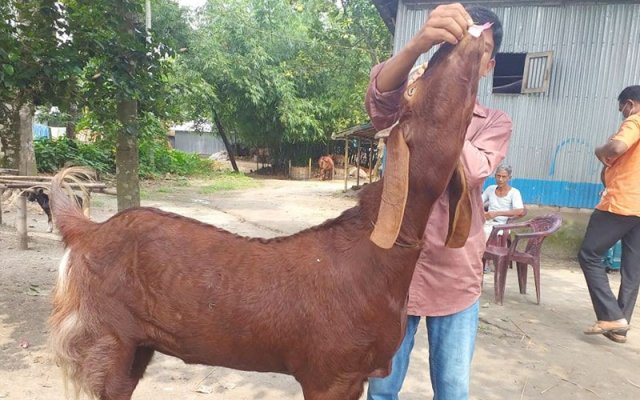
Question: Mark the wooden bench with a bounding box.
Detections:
[0,175,110,250]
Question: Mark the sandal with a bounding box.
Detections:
[584,320,629,335]
[603,331,627,344]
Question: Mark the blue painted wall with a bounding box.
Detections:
[483,178,602,209]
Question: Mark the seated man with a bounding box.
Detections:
[482,164,526,240]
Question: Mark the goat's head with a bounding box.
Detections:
[26,188,45,203]
[370,33,485,249]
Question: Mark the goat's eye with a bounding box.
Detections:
[407,86,416,97]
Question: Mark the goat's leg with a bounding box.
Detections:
[44,208,53,232]
[300,375,366,400]
[81,335,145,400]
[131,346,155,381]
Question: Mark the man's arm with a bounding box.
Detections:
[365,3,473,130]
[596,117,640,166]
[375,3,472,93]
[595,139,628,167]
[486,208,526,220]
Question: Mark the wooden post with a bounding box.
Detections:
[16,193,28,250]
[83,191,91,217]
[356,138,361,188]
[0,188,4,225]
[368,139,374,183]
[344,137,349,192]
[308,158,311,180]
[288,160,292,179]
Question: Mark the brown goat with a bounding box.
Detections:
[48,34,483,400]
[318,155,334,180]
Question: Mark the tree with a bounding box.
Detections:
[175,0,391,165]
[0,0,73,174]
[63,0,174,210]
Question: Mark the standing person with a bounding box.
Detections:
[578,85,640,344]
[365,4,512,400]
[482,164,526,240]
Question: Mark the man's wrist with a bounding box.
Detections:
[404,38,433,60]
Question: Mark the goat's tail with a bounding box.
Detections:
[49,167,100,399]
[50,167,95,244]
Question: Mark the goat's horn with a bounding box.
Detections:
[444,162,472,248]
[370,125,409,249]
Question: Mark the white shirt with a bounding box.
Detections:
[482,185,524,225]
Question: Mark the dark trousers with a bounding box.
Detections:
[578,209,640,322]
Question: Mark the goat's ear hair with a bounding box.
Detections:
[370,124,409,249]
[445,162,472,248]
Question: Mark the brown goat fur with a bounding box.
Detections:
[318,155,334,180]
[49,34,484,400]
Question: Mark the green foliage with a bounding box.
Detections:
[34,137,115,174]
[34,136,215,178]
[178,0,391,156]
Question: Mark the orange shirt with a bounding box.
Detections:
[597,113,640,216]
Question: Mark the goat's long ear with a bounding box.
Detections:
[445,162,472,248]
[370,125,410,249]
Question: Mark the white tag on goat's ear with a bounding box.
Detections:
[468,22,493,38]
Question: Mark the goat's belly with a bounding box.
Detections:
[154,340,291,373]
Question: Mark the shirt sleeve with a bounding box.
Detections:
[365,62,407,131]
[611,117,640,148]
[461,112,513,189]
[511,188,524,209]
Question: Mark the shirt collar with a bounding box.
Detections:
[473,101,489,118]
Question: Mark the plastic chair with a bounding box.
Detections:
[482,213,563,305]
[485,208,529,248]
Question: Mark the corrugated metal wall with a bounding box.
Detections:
[394,1,640,208]
[174,131,226,156]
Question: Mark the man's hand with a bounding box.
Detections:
[405,3,474,57]
[373,3,473,93]
[484,211,495,221]
[595,139,628,167]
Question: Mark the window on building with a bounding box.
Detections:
[492,51,553,94]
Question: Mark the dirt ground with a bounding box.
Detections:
[2,164,640,400]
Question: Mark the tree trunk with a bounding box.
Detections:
[213,111,239,173]
[65,102,78,140]
[0,116,20,170]
[18,102,37,175]
[0,100,36,174]
[116,100,140,211]
[114,3,141,211]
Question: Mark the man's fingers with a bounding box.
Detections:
[429,15,466,41]
[431,28,460,45]
[432,3,473,29]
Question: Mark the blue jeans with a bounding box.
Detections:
[367,301,479,400]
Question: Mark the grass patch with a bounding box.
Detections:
[155,187,175,193]
[175,176,190,187]
[199,172,258,194]
[520,207,590,261]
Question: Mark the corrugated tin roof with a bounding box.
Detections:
[331,123,377,140]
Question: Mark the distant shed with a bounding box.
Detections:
[332,123,381,191]
[169,122,226,156]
